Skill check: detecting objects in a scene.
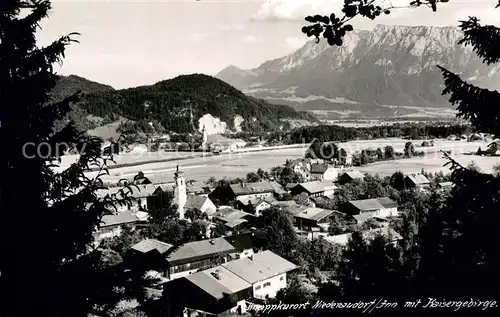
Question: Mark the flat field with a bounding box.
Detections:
[76,138,499,184]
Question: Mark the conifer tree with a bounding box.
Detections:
[0,1,153,316]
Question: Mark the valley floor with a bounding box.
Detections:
[75,138,499,184]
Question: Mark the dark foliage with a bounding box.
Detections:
[57,73,316,134]
[295,1,500,315]
[270,122,473,145]
[0,2,154,316]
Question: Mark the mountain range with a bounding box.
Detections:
[51,74,317,137]
[216,24,500,120]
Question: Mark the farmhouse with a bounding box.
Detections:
[224,233,255,259]
[343,197,399,219]
[95,211,140,241]
[404,174,431,190]
[222,250,298,300]
[337,170,365,184]
[290,180,337,198]
[130,237,238,281]
[184,195,217,218]
[293,207,336,232]
[236,196,275,216]
[164,266,252,317]
[325,227,403,247]
[212,208,255,232]
[437,181,454,190]
[309,163,338,181]
[96,184,157,212]
[229,181,276,201]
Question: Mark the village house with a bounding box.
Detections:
[322,227,403,247]
[343,197,399,220]
[186,181,214,197]
[94,211,140,242]
[163,250,296,316]
[437,181,454,191]
[292,207,336,232]
[184,195,217,218]
[96,184,157,212]
[165,266,252,317]
[222,250,298,300]
[485,140,500,156]
[404,174,431,190]
[236,196,276,216]
[212,207,255,233]
[309,163,338,181]
[337,170,365,184]
[224,233,255,259]
[290,180,337,198]
[130,237,238,281]
[228,181,276,202]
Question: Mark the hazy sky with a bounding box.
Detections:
[37,0,498,89]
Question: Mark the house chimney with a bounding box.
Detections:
[211,270,221,280]
[209,240,215,245]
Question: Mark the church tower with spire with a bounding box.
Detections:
[173,165,187,220]
[202,124,208,148]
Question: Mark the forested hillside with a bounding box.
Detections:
[52,73,317,134]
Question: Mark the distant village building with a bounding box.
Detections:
[404,174,431,190]
[290,181,337,198]
[437,181,454,191]
[184,195,217,218]
[337,170,365,184]
[309,163,338,181]
[96,184,157,212]
[94,211,140,242]
[236,196,276,216]
[485,140,500,155]
[292,207,336,232]
[212,207,255,233]
[319,227,402,247]
[229,181,276,202]
[343,197,399,220]
[206,134,247,153]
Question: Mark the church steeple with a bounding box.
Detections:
[174,165,186,220]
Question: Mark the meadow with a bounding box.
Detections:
[78,138,498,184]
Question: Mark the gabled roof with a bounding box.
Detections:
[213,208,252,223]
[295,181,337,194]
[341,170,365,180]
[101,211,139,227]
[348,199,385,212]
[310,163,329,174]
[185,266,252,300]
[131,239,173,254]
[186,181,210,194]
[324,227,402,246]
[236,196,276,207]
[294,207,335,222]
[285,183,299,190]
[224,233,254,252]
[377,197,398,208]
[222,250,297,284]
[167,237,237,266]
[269,181,287,195]
[229,182,275,196]
[184,195,210,211]
[405,174,431,185]
[97,184,157,199]
[438,181,453,188]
